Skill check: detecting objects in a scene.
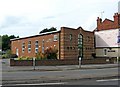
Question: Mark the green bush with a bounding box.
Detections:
[44,47,58,60]
[2,54,7,58]
[17,56,32,60]
[35,52,47,60]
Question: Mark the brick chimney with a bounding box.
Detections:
[113,13,119,28]
[97,17,102,31]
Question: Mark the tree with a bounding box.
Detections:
[2,35,10,51]
[2,35,19,51]
[0,35,2,49]
[49,27,57,32]
[9,35,19,39]
[39,27,57,34]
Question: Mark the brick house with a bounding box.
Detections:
[95,13,120,58]
[11,27,95,60]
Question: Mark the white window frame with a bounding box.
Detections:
[22,42,25,53]
[54,35,58,41]
[42,39,44,53]
[35,40,39,53]
[28,41,31,53]
[103,48,107,56]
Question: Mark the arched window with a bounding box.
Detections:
[104,48,107,56]
[78,34,83,58]
[78,34,83,48]
[70,34,72,41]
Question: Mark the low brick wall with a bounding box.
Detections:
[35,59,79,66]
[10,57,116,66]
[81,57,117,65]
[10,59,78,66]
[10,59,33,66]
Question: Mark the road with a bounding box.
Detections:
[2,68,118,85]
[3,77,119,86]
[65,77,119,85]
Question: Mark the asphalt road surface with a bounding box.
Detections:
[2,67,118,86]
[2,77,119,86]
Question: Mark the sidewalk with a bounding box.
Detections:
[2,63,119,72]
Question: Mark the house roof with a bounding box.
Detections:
[10,30,60,41]
[102,18,114,23]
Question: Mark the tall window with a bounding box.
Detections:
[70,34,72,41]
[104,48,107,56]
[42,39,44,53]
[78,34,83,57]
[22,42,25,53]
[87,36,90,42]
[78,34,83,48]
[35,40,39,53]
[28,41,31,53]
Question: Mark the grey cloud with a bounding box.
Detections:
[0,16,23,28]
[0,16,41,29]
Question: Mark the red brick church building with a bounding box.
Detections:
[11,27,95,60]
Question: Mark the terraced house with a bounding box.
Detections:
[11,27,95,60]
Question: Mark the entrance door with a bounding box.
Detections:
[16,48,19,56]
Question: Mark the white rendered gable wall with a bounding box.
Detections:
[95,29,119,47]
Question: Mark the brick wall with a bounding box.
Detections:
[60,27,95,60]
[11,32,60,59]
[81,57,116,64]
[10,59,78,66]
[10,58,116,66]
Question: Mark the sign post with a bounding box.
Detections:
[33,57,36,70]
[78,57,82,68]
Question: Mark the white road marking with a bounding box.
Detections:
[96,78,120,82]
[15,82,66,86]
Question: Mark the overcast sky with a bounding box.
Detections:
[0,0,119,37]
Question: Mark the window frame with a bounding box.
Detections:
[103,48,107,56]
[54,35,58,41]
[42,39,44,53]
[28,41,31,53]
[35,40,39,53]
[22,42,25,53]
[70,34,72,41]
[78,34,83,58]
